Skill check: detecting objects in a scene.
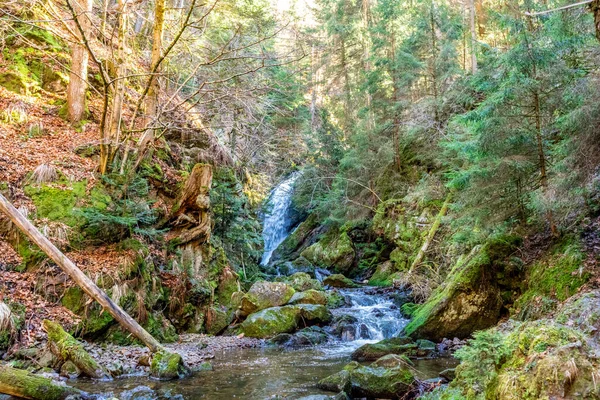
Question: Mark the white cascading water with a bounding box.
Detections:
[260,171,302,266]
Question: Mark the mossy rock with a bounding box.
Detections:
[205,306,234,336]
[295,304,332,325]
[272,214,320,262]
[61,287,115,338]
[512,236,588,321]
[351,336,416,361]
[349,356,416,399]
[237,281,295,317]
[288,289,328,305]
[319,356,416,399]
[301,231,355,275]
[323,274,359,288]
[317,362,360,393]
[216,266,240,308]
[404,235,522,341]
[283,272,323,291]
[150,350,189,380]
[451,318,599,400]
[0,72,27,94]
[240,306,301,338]
[368,261,395,287]
[326,291,346,308]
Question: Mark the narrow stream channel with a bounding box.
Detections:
[69,174,457,399]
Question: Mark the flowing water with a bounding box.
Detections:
[260,172,301,266]
[68,175,457,399]
[71,289,455,399]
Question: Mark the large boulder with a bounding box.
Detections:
[240,306,301,338]
[319,355,417,399]
[296,304,333,325]
[404,235,522,341]
[301,231,355,275]
[284,272,323,292]
[288,289,328,305]
[323,274,359,288]
[240,304,331,338]
[351,336,416,361]
[237,281,295,317]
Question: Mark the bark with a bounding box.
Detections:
[146,0,166,125]
[469,0,478,73]
[0,193,163,354]
[409,192,452,273]
[66,0,92,123]
[0,365,86,400]
[42,320,109,379]
[166,164,213,279]
[390,34,402,173]
[100,0,128,174]
[592,0,600,42]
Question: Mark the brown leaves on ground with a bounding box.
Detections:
[0,86,98,203]
[0,270,80,348]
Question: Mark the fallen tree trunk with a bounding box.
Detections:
[0,193,186,379]
[0,365,86,400]
[43,320,109,379]
[408,192,452,273]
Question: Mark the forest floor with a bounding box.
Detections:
[82,334,262,374]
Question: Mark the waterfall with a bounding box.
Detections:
[260,171,301,266]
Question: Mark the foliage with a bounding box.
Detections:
[79,174,162,243]
[211,167,263,278]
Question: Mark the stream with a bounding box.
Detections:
[69,173,456,399]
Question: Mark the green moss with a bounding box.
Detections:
[24,181,87,227]
[400,302,418,318]
[240,305,301,338]
[404,235,521,340]
[513,236,588,321]
[61,287,115,338]
[150,350,188,380]
[300,230,355,274]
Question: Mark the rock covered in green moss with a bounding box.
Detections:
[288,289,328,305]
[445,304,600,400]
[205,306,234,335]
[319,355,417,399]
[216,266,240,307]
[351,336,416,361]
[323,274,359,288]
[317,362,360,393]
[240,304,332,338]
[295,304,333,324]
[368,261,395,287]
[284,272,323,291]
[240,306,301,338]
[150,350,189,380]
[237,281,296,317]
[404,235,522,341]
[512,236,588,321]
[301,231,355,275]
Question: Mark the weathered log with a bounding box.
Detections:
[408,192,452,273]
[169,163,212,225]
[42,320,108,379]
[0,193,186,379]
[0,365,86,400]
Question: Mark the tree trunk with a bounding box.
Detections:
[43,320,109,379]
[146,0,166,126]
[0,365,86,400]
[100,0,128,175]
[469,0,478,73]
[409,192,452,273]
[0,193,163,353]
[66,0,92,123]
